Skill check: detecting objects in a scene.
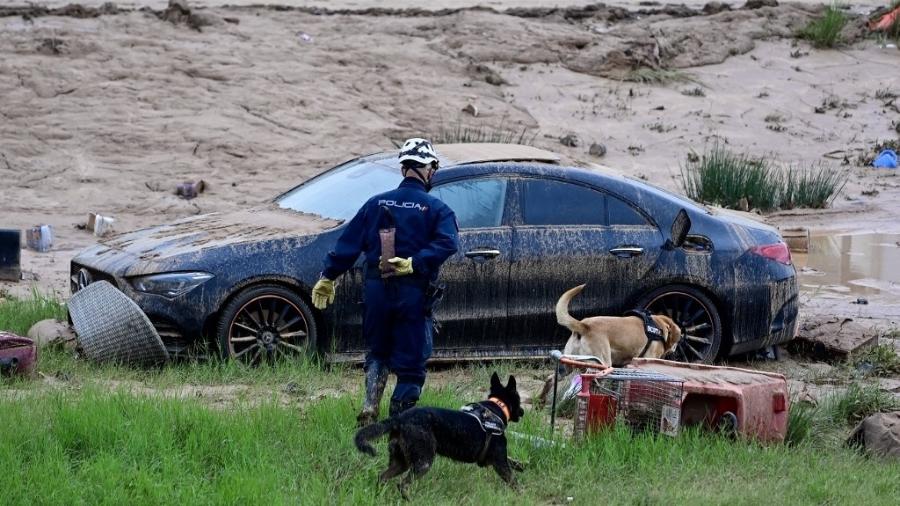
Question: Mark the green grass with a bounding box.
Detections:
[681,144,848,212]
[851,344,900,377]
[680,144,780,211]
[799,5,848,48]
[623,68,694,85]
[785,401,816,447]
[821,383,900,425]
[0,289,67,336]
[2,294,900,503]
[780,164,848,209]
[1,388,899,505]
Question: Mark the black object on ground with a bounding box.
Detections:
[0,229,21,282]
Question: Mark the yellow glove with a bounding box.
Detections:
[387,257,414,276]
[311,278,335,310]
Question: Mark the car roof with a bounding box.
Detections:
[435,143,562,165]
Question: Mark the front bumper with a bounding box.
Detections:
[70,259,208,353]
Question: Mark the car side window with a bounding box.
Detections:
[608,195,649,226]
[521,179,605,226]
[431,178,508,229]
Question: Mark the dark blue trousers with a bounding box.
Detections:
[363,278,432,403]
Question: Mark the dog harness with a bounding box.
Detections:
[461,398,508,464]
[624,309,666,358]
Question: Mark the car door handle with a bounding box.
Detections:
[609,246,644,258]
[465,249,501,259]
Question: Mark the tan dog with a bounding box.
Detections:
[557,284,682,368]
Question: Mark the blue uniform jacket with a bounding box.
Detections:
[322,178,459,282]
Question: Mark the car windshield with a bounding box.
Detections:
[276,158,402,221]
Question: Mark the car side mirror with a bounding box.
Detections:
[667,209,691,249]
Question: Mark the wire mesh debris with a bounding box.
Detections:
[68,280,169,366]
[574,369,684,440]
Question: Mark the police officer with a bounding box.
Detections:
[310,138,459,426]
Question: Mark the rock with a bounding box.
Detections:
[878,378,900,393]
[462,103,479,117]
[27,319,76,348]
[559,133,580,147]
[158,0,222,31]
[847,412,900,459]
[703,2,733,15]
[589,143,607,157]
[743,0,777,9]
[467,63,507,86]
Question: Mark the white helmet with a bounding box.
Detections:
[398,138,438,167]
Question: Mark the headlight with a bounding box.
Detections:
[130,272,213,298]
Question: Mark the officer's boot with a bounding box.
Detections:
[388,399,417,417]
[356,363,388,428]
[388,382,422,417]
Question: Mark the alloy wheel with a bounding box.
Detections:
[643,290,719,363]
[226,294,310,364]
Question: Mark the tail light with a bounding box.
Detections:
[750,242,792,265]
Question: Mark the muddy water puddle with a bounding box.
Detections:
[795,233,900,299]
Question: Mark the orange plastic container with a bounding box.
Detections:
[628,358,789,443]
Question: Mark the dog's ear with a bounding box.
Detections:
[490,371,502,391]
[664,317,682,349]
[506,375,517,392]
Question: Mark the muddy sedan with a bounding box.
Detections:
[70,143,798,363]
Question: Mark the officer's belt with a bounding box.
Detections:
[365,266,428,285]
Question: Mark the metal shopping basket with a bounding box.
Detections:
[549,351,684,439]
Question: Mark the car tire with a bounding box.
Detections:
[216,284,318,363]
[636,284,722,363]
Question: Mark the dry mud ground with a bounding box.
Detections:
[1,1,899,394]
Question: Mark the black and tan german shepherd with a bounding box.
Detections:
[354,372,525,497]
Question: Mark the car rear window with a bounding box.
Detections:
[276,158,402,221]
[431,178,508,228]
[608,195,649,226]
[521,179,605,226]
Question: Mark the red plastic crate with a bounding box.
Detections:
[628,358,790,443]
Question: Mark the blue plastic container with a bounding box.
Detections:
[873,149,897,169]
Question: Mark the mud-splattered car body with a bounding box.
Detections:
[70,143,798,362]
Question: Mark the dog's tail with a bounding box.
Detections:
[556,284,589,335]
[354,418,396,457]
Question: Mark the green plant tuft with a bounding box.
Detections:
[681,144,847,212]
[822,383,899,425]
[780,164,848,209]
[799,5,848,48]
[785,402,816,446]
[623,68,693,85]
